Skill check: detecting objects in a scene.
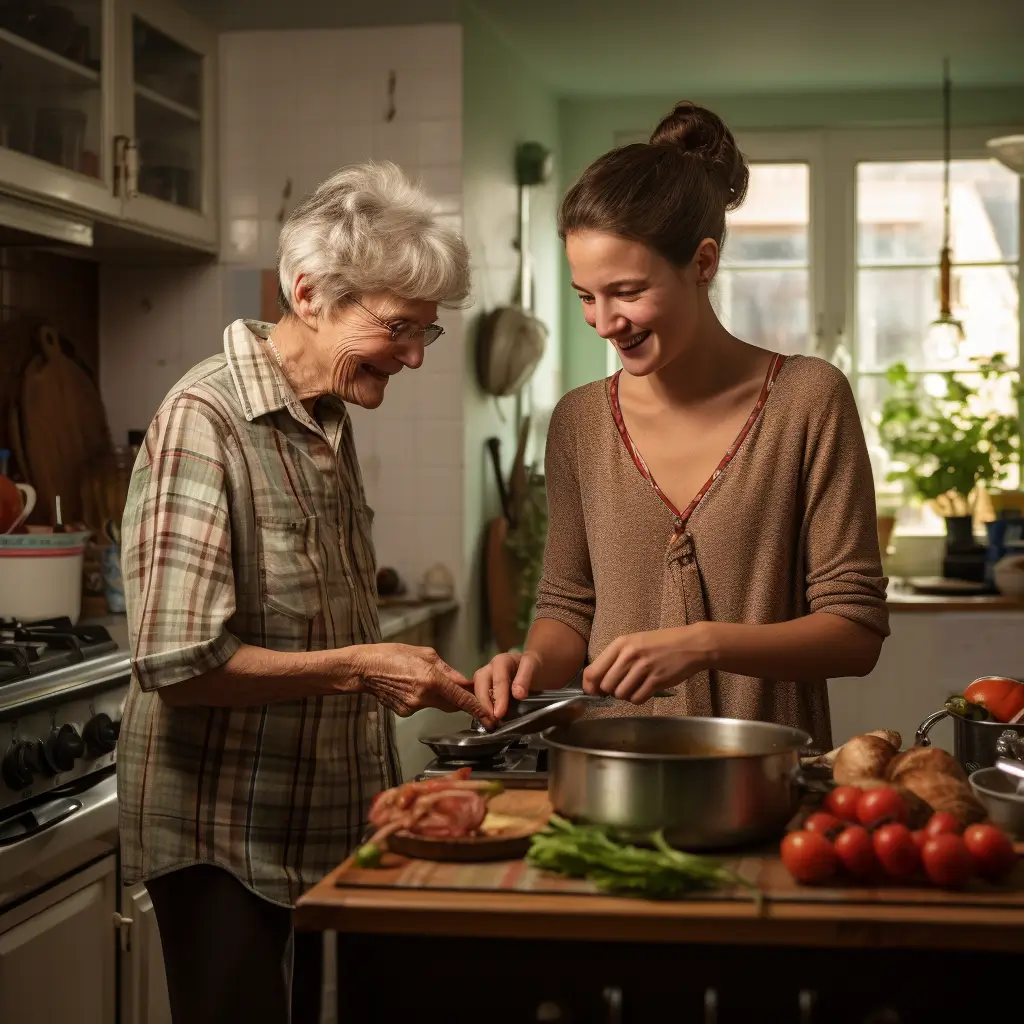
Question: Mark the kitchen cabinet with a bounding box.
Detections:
[113,0,217,248]
[119,881,172,1024]
[0,853,117,1024]
[0,0,216,251]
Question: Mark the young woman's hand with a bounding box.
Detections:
[581,625,713,704]
[472,650,545,721]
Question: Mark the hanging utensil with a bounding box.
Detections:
[485,437,512,523]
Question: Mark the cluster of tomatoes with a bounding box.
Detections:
[780,784,1017,889]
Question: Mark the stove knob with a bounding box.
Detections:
[84,713,119,755]
[44,725,86,774]
[2,740,45,790]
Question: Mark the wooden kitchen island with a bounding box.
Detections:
[296,807,1024,1022]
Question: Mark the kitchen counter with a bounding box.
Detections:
[295,799,1024,1020]
[83,599,457,648]
[376,598,458,640]
[887,578,1024,612]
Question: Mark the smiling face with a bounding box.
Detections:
[566,230,718,376]
[311,292,439,409]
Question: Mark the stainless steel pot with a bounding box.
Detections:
[915,708,1024,774]
[540,716,814,850]
[969,763,1024,839]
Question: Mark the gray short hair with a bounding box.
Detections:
[277,161,470,315]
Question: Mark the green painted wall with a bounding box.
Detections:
[461,6,561,662]
[558,87,1024,391]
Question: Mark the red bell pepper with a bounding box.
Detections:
[963,676,1024,724]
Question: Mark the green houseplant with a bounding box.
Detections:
[875,354,1022,546]
[504,469,548,633]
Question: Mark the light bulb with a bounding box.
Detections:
[923,319,962,364]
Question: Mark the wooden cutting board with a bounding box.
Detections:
[485,514,525,652]
[387,790,552,863]
[338,789,1024,909]
[20,325,113,524]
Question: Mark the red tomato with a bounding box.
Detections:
[856,786,909,829]
[923,812,962,838]
[873,823,920,881]
[834,825,878,880]
[962,824,1017,881]
[824,786,863,822]
[911,829,928,850]
[963,676,1024,724]
[921,833,975,888]
[780,830,839,885]
[804,811,843,838]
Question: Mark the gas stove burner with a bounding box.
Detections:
[432,753,511,771]
[0,618,118,686]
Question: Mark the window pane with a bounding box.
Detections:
[857,265,1019,372]
[724,163,809,265]
[715,269,809,354]
[859,372,1021,536]
[717,163,811,354]
[858,160,1019,265]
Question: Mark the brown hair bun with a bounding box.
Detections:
[650,102,749,211]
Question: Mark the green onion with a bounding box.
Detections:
[526,816,756,901]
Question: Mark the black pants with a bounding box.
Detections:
[147,864,323,1024]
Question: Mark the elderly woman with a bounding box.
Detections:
[117,162,490,1024]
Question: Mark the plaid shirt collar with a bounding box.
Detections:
[224,318,346,429]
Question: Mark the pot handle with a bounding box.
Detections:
[791,764,833,795]
[996,730,1024,762]
[914,708,949,748]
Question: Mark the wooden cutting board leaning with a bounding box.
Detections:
[18,325,113,524]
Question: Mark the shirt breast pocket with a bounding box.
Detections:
[258,516,322,621]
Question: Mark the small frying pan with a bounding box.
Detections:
[420,696,593,763]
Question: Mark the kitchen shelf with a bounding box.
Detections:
[0,27,100,86]
[134,83,200,122]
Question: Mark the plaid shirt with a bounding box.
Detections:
[117,319,399,907]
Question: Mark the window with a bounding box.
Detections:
[728,128,1021,534]
[716,163,811,355]
[855,158,1020,532]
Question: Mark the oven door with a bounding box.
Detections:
[0,769,118,910]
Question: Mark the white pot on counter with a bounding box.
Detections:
[993,553,1024,599]
[0,532,89,623]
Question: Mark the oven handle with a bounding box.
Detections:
[0,796,84,847]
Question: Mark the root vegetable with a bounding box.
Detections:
[886,746,966,784]
[803,729,902,769]
[832,734,898,785]
[897,769,986,826]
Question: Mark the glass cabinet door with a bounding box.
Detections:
[0,0,105,179]
[130,13,202,211]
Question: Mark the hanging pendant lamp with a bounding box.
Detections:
[924,58,965,362]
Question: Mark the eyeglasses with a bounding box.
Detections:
[353,299,445,347]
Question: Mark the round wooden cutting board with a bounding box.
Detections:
[387,790,552,863]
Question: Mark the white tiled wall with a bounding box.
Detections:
[217,26,470,671]
[101,24,476,677]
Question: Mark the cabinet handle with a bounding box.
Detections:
[113,136,139,199]
[112,911,133,952]
[601,986,622,1024]
[704,987,718,1024]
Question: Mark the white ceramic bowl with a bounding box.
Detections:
[0,532,89,623]
[993,553,1024,599]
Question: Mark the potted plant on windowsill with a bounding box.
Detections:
[875,355,1022,571]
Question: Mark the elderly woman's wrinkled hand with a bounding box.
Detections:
[358,643,496,727]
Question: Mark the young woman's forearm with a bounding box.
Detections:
[524,618,589,691]
[157,642,367,708]
[703,612,883,680]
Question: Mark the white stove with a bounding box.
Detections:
[0,618,131,820]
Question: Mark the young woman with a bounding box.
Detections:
[473,103,888,750]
